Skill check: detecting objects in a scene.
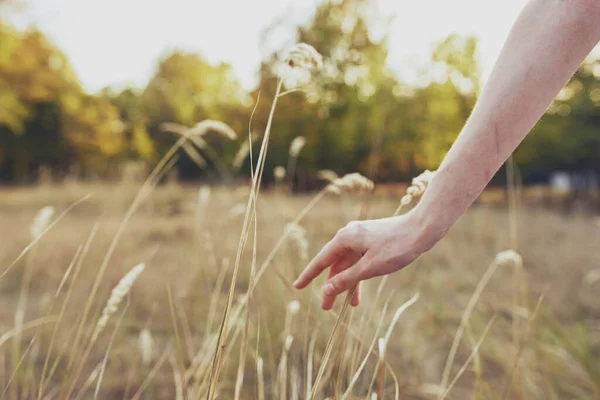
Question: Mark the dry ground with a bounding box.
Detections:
[0,182,599,399]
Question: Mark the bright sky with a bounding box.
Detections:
[8,0,529,93]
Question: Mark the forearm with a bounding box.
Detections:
[414,0,600,243]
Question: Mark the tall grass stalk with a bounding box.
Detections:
[438,251,518,399]
[87,304,128,400]
[64,262,146,398]
[506,156,520,351]
[501,290,546,400]
[1,194,92,281]
[64,146,180,394]
[256,356,265,400]
[167,285,187,400]
[37,242,84,399]
[234,104,261,400]
[440,315,497,400]
[309,288,354,399]
[287,136,306,193]
[169,354,185,400]
[131,344,172,400]
[342,293,394,399]
[38,225,98,398]
[364,294,420,399]
[348,276,389,382]
[0,338,36,400]
[206,78,284,399]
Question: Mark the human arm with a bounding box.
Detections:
[293,0,600,309]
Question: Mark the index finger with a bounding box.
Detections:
[293,235,348,289]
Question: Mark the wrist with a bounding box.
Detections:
[406,201,449,253]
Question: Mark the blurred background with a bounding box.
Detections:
[1,1,600,399]
[1,0,598,198]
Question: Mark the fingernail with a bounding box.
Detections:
[293,278,300,288]
[322,282,335,296]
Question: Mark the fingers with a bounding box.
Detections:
[321,254,372,307]
[321,253,360,310]
[294,234,349,289]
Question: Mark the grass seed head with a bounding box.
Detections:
[163,120,237,140]
[190,120,237,140]
[327,173,374,194]
[31,205,55,239]
[229,203,246,217]
[284,335,294,351]
[495,250,523,267]
[198,186,211,208]
[92,263,146,343]
[399,169,436,208]
[274,166,286,182]
[139,328,153,366]
[317,169,339,182]
[285,43,323,71]
[279,43,323,87]
[284,223,309,261]
[289,136,306,158]
[287,300,301,315]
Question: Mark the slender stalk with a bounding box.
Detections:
[440,316,497,400]
[438,257,502,399]
[206,79,283,399]
[501,291,546,400]
[309,288,354,400]
[234,90,261,400]
[64,146,181,398]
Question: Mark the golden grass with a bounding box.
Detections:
[0,181,599,399]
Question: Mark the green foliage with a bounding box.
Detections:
[142,51,248,126]
[0,1,598,184]
[0,23,125,180]
[518,58,600,176]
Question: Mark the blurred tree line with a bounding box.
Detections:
[1,0,599,185]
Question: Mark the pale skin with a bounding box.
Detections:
[294,0,600,310]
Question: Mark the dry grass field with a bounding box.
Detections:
[0,180,599,400]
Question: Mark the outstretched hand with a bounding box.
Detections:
[293,210,441,310]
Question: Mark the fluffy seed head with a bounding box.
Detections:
[198,186,211,208]
[229,203,246,217]
[139,328,153,366]
[287,300,301,314]
[92,263,146,342]
[159,122,187,136]
[317,169,339,182]
[284,223,309,261]
[274,166,286,182]
[495,250,523,267]
[31,206,54,239]
[284,335,294,351]
[279,43,323,87]
[327,173,374,194]
[289,136,306,158]
[398,170,436,209]
[190,120,237,140]
[285,43,323,71]
[162,120,237,140]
